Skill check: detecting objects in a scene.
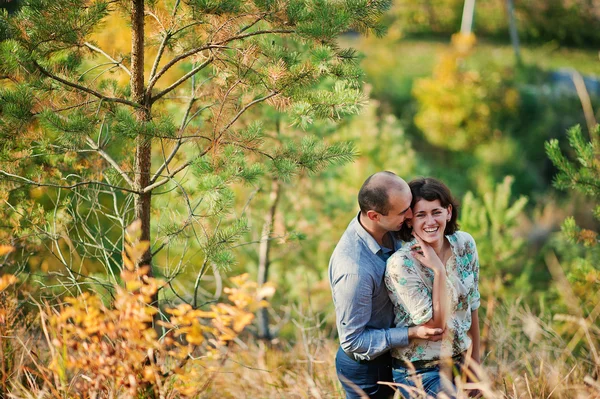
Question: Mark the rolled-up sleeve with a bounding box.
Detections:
[385,254,433,326]
[332,273,408,360]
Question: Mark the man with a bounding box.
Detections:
[329,171,444,399]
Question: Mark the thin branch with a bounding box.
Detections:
[237,13,268,34]
[182,102,216,132]
[51,100,100,113]
[77,61,115,81]
[84,42,131,76]
[149,19,207,81]
[218,91,278,136]
[151,90,214,184]
[144,91,278,192]
[148,29,294,93]
[150,56,214,103]
[0,170,139,194]
[146,44,228,95]
[85,136,135,188]
[144,10,164,29]
[213,78,243,136]
[193,258,209,309]
[142,157,197,193]
[33,61,140,108]
[151,139,185,184]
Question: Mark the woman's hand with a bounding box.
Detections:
[411,232,449,329]
[410,233,444,273]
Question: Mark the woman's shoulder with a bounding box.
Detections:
[449,231,476,246]
[386,241,418,270]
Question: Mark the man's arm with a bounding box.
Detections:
[332,273,408,360]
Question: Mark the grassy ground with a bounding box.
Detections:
[205,303,599,398]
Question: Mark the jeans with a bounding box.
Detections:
[392,363,457,399]
[335,347,395,399]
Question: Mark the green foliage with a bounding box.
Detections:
[38,110,97,147]
[459,176,529,295]
[412,37,519,152]
[545,125,600,200]
[10,0,110,54]
[391,0,600,47]
[545,124,599,313]
[112,108,176,139]
[0,0,391,309]
[188,0,242,15]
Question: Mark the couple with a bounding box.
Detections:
[329,171,481,398]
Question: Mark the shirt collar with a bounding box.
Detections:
[352,212,401,255]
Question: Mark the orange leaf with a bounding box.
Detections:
[0,245,15,257]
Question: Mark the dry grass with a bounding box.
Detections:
[1,296,598,398]
[204,303,599,399]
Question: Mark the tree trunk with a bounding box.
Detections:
[130,0,153,277]
[506,0,522,65]
[460,0,476,35]
[257,179,281,340]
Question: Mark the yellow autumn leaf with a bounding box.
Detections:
[229,273,249,287]
[122,250,135,271]
[0,245,15,256]
[0,274,17,291]
[232,312,254,333]
[125,219,142,242]
[256,284,276,300]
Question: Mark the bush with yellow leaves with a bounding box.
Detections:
[29,223,275,398]
[413,33,519,152]
[0,245,20,396]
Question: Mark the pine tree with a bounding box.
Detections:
[546,125,599,247]
[546,124,600,314]
[0,0,389,304]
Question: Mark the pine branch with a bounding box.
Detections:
[146,44,228,96]
[217,91,279,138]
[0,170,139,194]
[150,89,200,184]
[146,92,278,192]
[142,154,202,193]
[33,61,140,108]
[150,56,214,103]
[84,42,131,76]
[148,0,184,80]
[51,100,100,113]
[85,136,135,188]
[150,139,186,184]
[237,13,268,34]
[147,29,294,94]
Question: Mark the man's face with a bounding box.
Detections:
[377,189,413,232]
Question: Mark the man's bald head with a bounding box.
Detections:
[358,171,409,215]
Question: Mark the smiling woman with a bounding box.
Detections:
[385,177,481,399]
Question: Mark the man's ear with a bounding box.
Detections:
[366,210,379,221]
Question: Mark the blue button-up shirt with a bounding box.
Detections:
[329,213,409,361]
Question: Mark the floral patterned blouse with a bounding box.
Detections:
[385,231,481,362]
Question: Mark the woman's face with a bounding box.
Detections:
[411,199,452,246]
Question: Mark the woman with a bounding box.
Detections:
[385,177,481,398]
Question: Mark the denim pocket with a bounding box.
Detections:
[391,366,410,383]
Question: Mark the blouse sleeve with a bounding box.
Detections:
[466,234,481,311]
[385,252,433,326]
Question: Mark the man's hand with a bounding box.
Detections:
[408,325,444,342]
